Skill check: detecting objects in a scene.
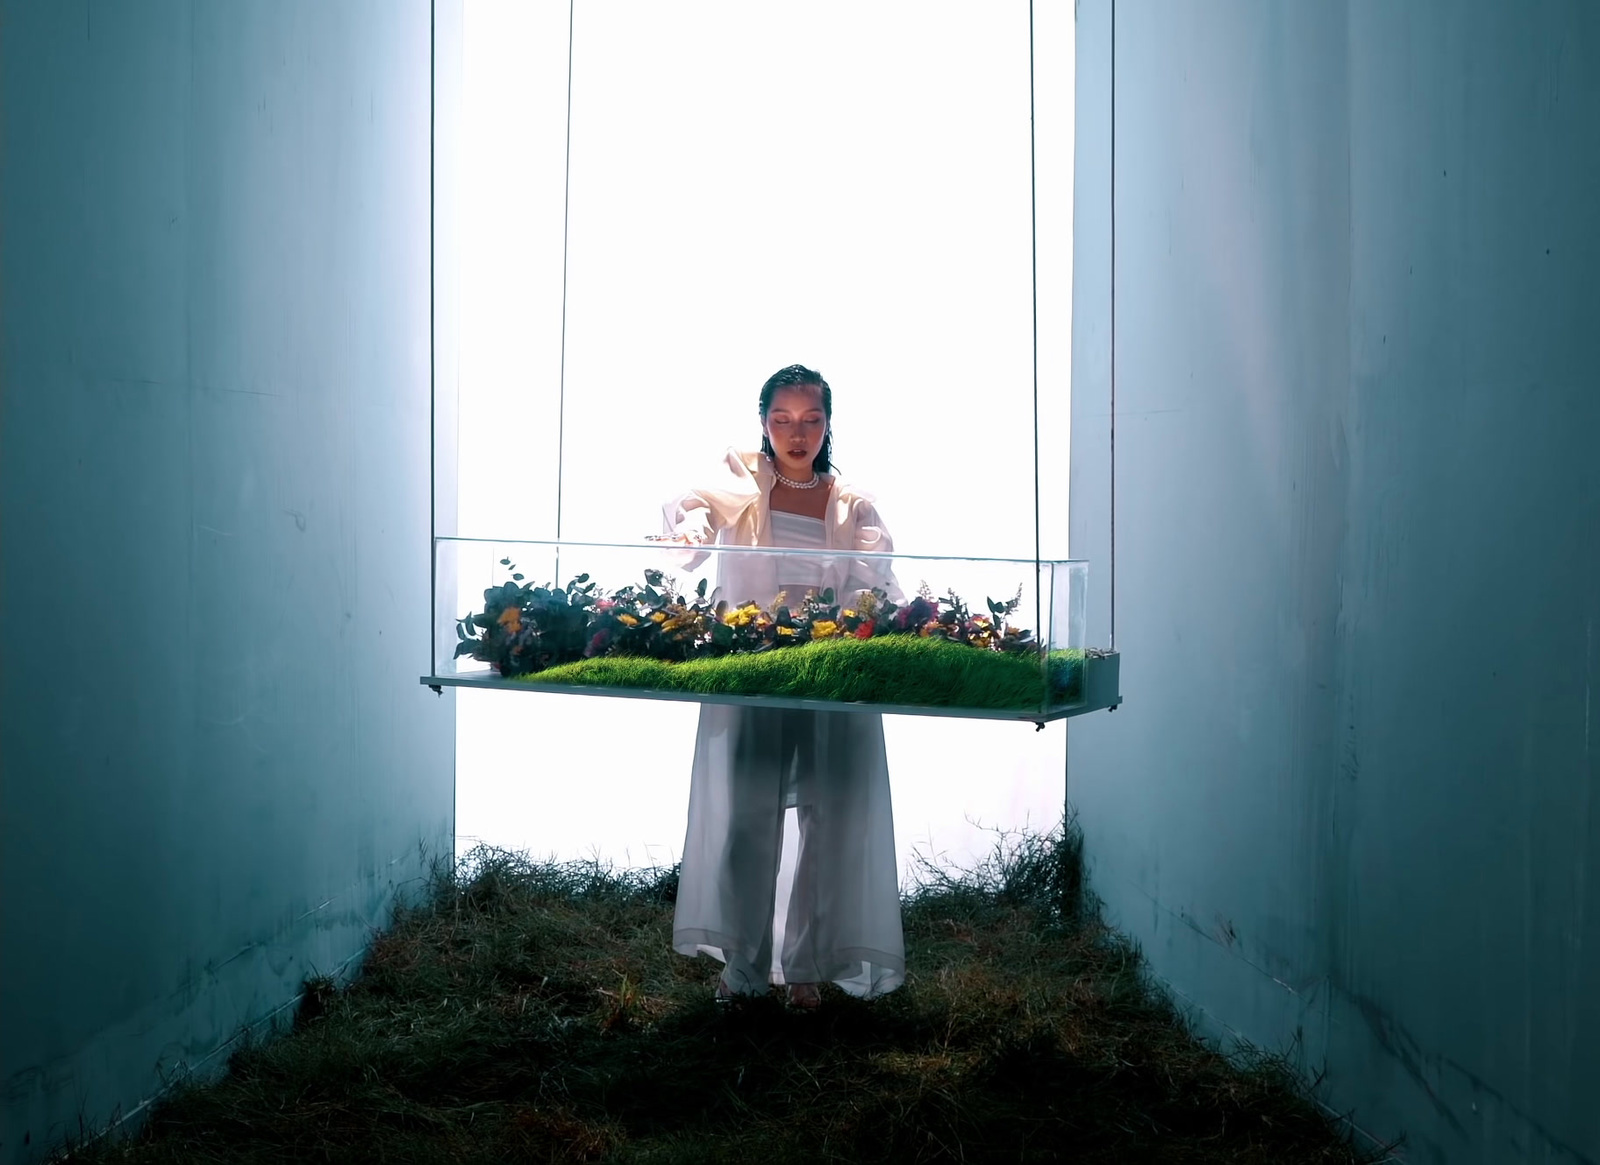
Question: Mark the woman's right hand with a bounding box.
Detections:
[645,532,706,546]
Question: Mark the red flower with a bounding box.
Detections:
[855,622,874,640]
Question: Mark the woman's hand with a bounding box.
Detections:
[645,532,706,546]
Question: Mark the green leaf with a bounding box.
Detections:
[512,573,524,582]
[821,588,835,605]
[499,557,511,566]
[696,577,708,599]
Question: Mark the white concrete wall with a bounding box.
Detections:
[1070,2,1600,1161]
[0,4,454,1162]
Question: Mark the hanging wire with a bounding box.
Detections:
[554,0,576,562]
[1109,0,1117,651]
[1029,0,1043,666]
[428,0,437,678]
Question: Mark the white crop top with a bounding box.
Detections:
[768,509,827,603]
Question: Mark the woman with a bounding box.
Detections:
[661,364,906,1009]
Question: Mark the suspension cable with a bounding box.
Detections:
[429,0,437,676]
[1109,0,1117,651]
[1030,0,1043,664]
[555,0,575,553]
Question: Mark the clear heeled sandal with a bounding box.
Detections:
[785,982,821,1010]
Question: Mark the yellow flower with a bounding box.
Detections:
[497,608,522,634]
[617,614,639,627]
[650,611,667,623]
[724,603,761,627]
[841,609,857,619]
[777,626,795,637]
[812,620,839,639]
[772,590,788,609]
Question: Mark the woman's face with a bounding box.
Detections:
[763,384,829,477]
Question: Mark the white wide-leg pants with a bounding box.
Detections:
[672,702,905,997]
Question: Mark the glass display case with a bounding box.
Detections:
[422,538,1120,723]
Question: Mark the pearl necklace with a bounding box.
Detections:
[769,456,821,490]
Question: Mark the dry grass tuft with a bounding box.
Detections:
[54,817,1396,1164]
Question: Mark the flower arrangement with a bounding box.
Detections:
[455,560,1039,680]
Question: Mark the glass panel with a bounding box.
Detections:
[431,538,1088,720]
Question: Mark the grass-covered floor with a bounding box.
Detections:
[58,822,1390,1165]
[516,636,1084,712]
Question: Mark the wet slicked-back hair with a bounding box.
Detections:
[758,364,833,474]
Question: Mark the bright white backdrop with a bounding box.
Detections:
[453,1,1076,885]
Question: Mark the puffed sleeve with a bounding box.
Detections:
[660,455,762,572]
[661,490,716,544]
[661,450,762,549]
[849,497,906,606]
[658,490,717,572]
